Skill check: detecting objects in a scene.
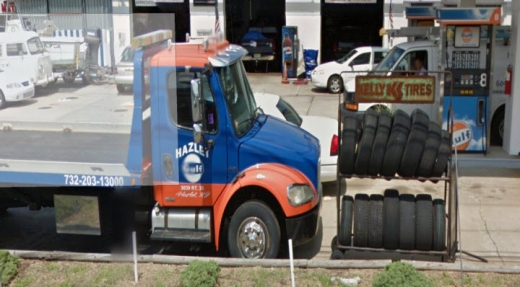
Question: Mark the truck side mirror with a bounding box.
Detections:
[190,79,204,144]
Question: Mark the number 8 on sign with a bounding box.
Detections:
[480,73,487,88]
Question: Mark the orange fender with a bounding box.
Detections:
[212,163,319,251]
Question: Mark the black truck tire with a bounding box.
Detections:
[433,199,447,251]
[415,194,434,251]
[399,115,429,177]
[353,194,370,247]
[380,110,411,177]
[416,122,442,179]
[368,109,393,176]
[410,109,430,130]
[228,200,281,259]
[383,189,400,250]
[354,109,378,175]
[368,194,384,248]
[338,195,354,247]
[431,130,452,181]
[339,111,359,176]
[399,194,416,250]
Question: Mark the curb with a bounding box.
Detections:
[6,250,520,274]
[0,121,131,134]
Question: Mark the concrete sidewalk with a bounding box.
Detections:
[315,168,520,268]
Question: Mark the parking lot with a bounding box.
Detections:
[1,74,520,265]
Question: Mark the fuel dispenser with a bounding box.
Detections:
[83,27,105,84]
[436,7,502,154]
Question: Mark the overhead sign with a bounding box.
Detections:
[436,7,501,25]
[355,76,436,104]
[325,0,376,3]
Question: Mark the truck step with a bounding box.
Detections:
[150,229,211,243]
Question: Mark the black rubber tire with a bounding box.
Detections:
[228,200,281,259]
[331,235,339,252]
[416,122,442,179]
[399,194,416,250]
[0,90,6,110]
[380,110,411,177]
[383,189,400,250]
[338,195,354,247]
[431,130,452,180]
[368,194,384,248]
[354,109,378,175]
[410,109,430,130]
[433,199,447,251]
[117,84,125,93]
[353,194,370,247]
[491,107,505,146]
[368,109,393,176]
[415,194,434,251]
[339,110,359,175]
[399,117,429,178]
[330,250,346,260]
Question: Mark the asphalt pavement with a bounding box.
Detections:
[0,75,520,267]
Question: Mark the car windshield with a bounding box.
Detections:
[371,47,405,74]
[336,49,357,64]
[276,98,302,127]
[121,47,135,62]
[27,37,45,55]
[216,60,258,137]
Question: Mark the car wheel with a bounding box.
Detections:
[228,200,281,259]
[327,75,343,94]
[0,90,6,110]
[117,85,125,94]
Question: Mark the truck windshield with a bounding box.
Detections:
[217,60,258,137]
[371,47,405,74]
[27,37,45,55]
[336,49,357,64]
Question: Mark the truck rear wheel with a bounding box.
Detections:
[228,200,281,259]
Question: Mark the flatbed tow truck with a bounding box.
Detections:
[0,30,323,259]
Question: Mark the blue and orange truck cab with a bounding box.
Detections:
[0,30,322,259]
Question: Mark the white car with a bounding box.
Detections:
[310,46,389,93]
[0,67,35,109]
[253,92,339,183]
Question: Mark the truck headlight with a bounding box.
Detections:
[6,83,22,89]
[287,184,315,207]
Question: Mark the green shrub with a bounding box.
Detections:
[0,250,20,285]
[179,260,221,287]
[372,261,433,287]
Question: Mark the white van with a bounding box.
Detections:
[0,18,54,87]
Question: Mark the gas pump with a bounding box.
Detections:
[436,7,502,154]
[82,27,106,85]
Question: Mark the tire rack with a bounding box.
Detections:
[331,70,488,263]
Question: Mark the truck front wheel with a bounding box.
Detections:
[228,200,281,259]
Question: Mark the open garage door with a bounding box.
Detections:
[225,0,285,72]
[133,0,190,43]
[321,0,384,64]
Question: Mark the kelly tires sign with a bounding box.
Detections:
[354,76,436,104]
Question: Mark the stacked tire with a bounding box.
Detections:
[339,107,452,181]
[335,189,446,253]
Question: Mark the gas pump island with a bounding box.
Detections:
[437,7,502,154]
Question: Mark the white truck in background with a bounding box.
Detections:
[343,26,512,146]
[0,17,55,87]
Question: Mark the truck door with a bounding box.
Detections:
[155,68,229,207]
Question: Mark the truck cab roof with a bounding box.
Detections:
[394,40,438,50]
[149,40,248,69]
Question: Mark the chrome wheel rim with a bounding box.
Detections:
[330,78,341,93]
[237,217,269,258]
